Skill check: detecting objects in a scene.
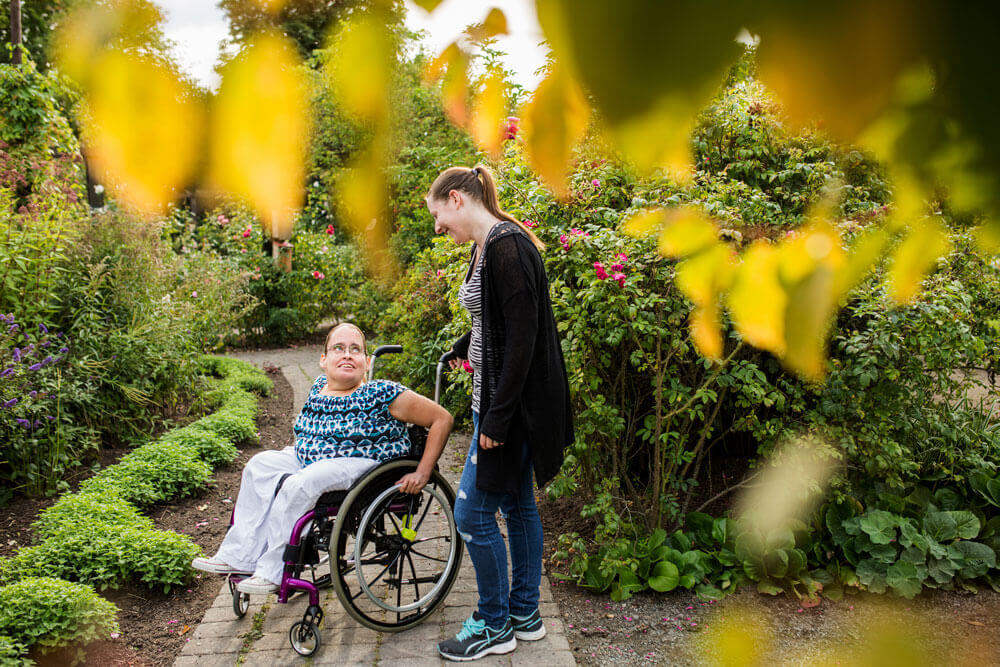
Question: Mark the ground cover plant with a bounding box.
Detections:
[0,357,270,662]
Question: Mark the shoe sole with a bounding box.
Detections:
[192,560,251,575]
[514,626,546,641]
[438,637,517,661]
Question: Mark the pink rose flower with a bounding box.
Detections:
[463,359,474,373]
[610,263,624,272]
[594,261,608,280]
[312,270,325,279]
[612,272,626,287]
[326,224,335,235]
[242,228,251,238]
[591,179,600,188]
[504,116,519,140]
[616,253,627,262]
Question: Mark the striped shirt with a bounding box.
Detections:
[457,223,503,411]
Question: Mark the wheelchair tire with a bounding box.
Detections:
[329,459,463,632]
[232,590,250,618]
[288,621,321,656]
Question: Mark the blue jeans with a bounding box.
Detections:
[454,411,543,629]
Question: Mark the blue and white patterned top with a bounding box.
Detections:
[293,377,410,466]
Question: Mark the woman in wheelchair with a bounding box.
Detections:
[191,322,453,596]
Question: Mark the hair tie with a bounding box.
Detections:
[471,167,480,178]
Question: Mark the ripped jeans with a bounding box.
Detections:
[453,411,543,629]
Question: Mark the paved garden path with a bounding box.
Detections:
[174,344,575,666]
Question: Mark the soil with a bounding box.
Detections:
[0,371,295,667]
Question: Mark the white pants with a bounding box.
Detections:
[214,447,377,584]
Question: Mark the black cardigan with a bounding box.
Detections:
[451,223,574,495]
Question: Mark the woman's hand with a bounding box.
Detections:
[479,433,503,450]
[448,356,466,370]
[396,469,431,494]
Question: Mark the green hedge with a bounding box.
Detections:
[0,578,117,659]
[0,635,32,666]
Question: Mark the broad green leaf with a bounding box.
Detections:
[765,529,795,552]
[466,8,509,42]
[886,561,923,599]
[522,61,590,196]
[762,549,789,579]
[954,541,996,579]
[729,242,786,355]
[81,52,203,216]
[325,14,395,122]
[900,546,926,565]
[648,560,679,592]
[922,512,958,543]
[888,216,951,303]
[945,511,981,540]
[859,510,897,545]
[756,581,784,595]
[469,69,508,157]
[210,30,309,239]
[785,548,806,577]
[856,559,888,593]
[926,555,959,585]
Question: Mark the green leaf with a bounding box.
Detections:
[856,559,888,594]
[859,509,897,545]
[923,512,958,543]
[953,541,996,579]
[927,556,960,585]
[763,549,790,580]
[946,511,981,540]
[886,561,923,599]
[756,581,784,595]
[648,560,679,592]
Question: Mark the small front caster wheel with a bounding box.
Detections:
[289,621,321,656]
[232,589,250,618]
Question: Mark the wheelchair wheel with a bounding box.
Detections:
[289,621,321,656]
[232,590,250,618]
[329,459,463,632]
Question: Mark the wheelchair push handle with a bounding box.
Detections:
[434,350,459,405]
[367,345,403,381]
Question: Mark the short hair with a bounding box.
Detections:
[324,322,368,356]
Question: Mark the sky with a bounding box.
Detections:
[159,0,549,92]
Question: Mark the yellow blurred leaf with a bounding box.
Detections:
[607,95,696,176]
[886,166,927,233]
[338,148,395,278]
[973,221,1000,254]
[834,227,889,300]
[411,0,445,12]
[325,14,394,122]
[251,0,289,12]
[701,607,772,667]
[209,31,310,239]
[888,217,951,303]
[729,242,786,356]
[756,0,920,141]
[83,52,203,216]
[657,207,718,258]
[466,8,509,42]
[622,209,666,239]
[676,243,736,361]
[690,304,723,361]
[522,61,589,196]
[424,43,472,128]
[783,261,836,381]
[470,69,508,157]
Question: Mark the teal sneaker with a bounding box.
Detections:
[510,609,546,640]
[438,612,517,661]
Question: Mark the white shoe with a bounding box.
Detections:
[236,575,279,594]
[191,557,251,575]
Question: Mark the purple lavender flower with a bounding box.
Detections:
[16,418,30,428]
[56,332,64,339]
[41,356,53,366]
[27,363,41,371]
[12,348,20,362]
[2,398,17,408]
[8,324,17,334]
[38,323,48,334]
[46,415,55,421]
[33,419,42,428]
[41,341,51,348]
[1,368,13,379]
[58,347,68,354]
[28,390,37,398]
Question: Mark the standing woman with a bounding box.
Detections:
[426,165,574,661]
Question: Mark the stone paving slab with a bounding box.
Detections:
[174,347,575,666]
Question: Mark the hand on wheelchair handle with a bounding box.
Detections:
[447,356,465,370]
[396,470,430,494]
[479,433,503,450]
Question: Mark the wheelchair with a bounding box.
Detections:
[225,346,463,657]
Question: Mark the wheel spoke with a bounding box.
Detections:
[408,547,450,563]
[406,551,420,601]
[413,489,435,532]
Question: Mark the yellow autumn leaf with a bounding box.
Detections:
[522,61,590,197]
[622,209,665,239]
[690,303,723,361]
[701,606,772,667]
[251,0,289,12]
[973,221,1000,254]
[888,216,951,303]
[470,69,508,157]
[675,243,736,361]
[325,14,394,122]
[425,43,472,128]
[606,95,696,177]
[82,51,203,216]
[466,8,509,42]
[729,241,786,355]
[783,261,837,381]
[338,148,395,278]
[209,31,310,239]
[657,207,718,258]
[411,0,445,12]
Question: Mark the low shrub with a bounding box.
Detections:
[159,426,238,469]
[32,492,152,540]
[202,356,273,396]
[78,441,212,507]
[0,635,31,666]
[0,577,118,657]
